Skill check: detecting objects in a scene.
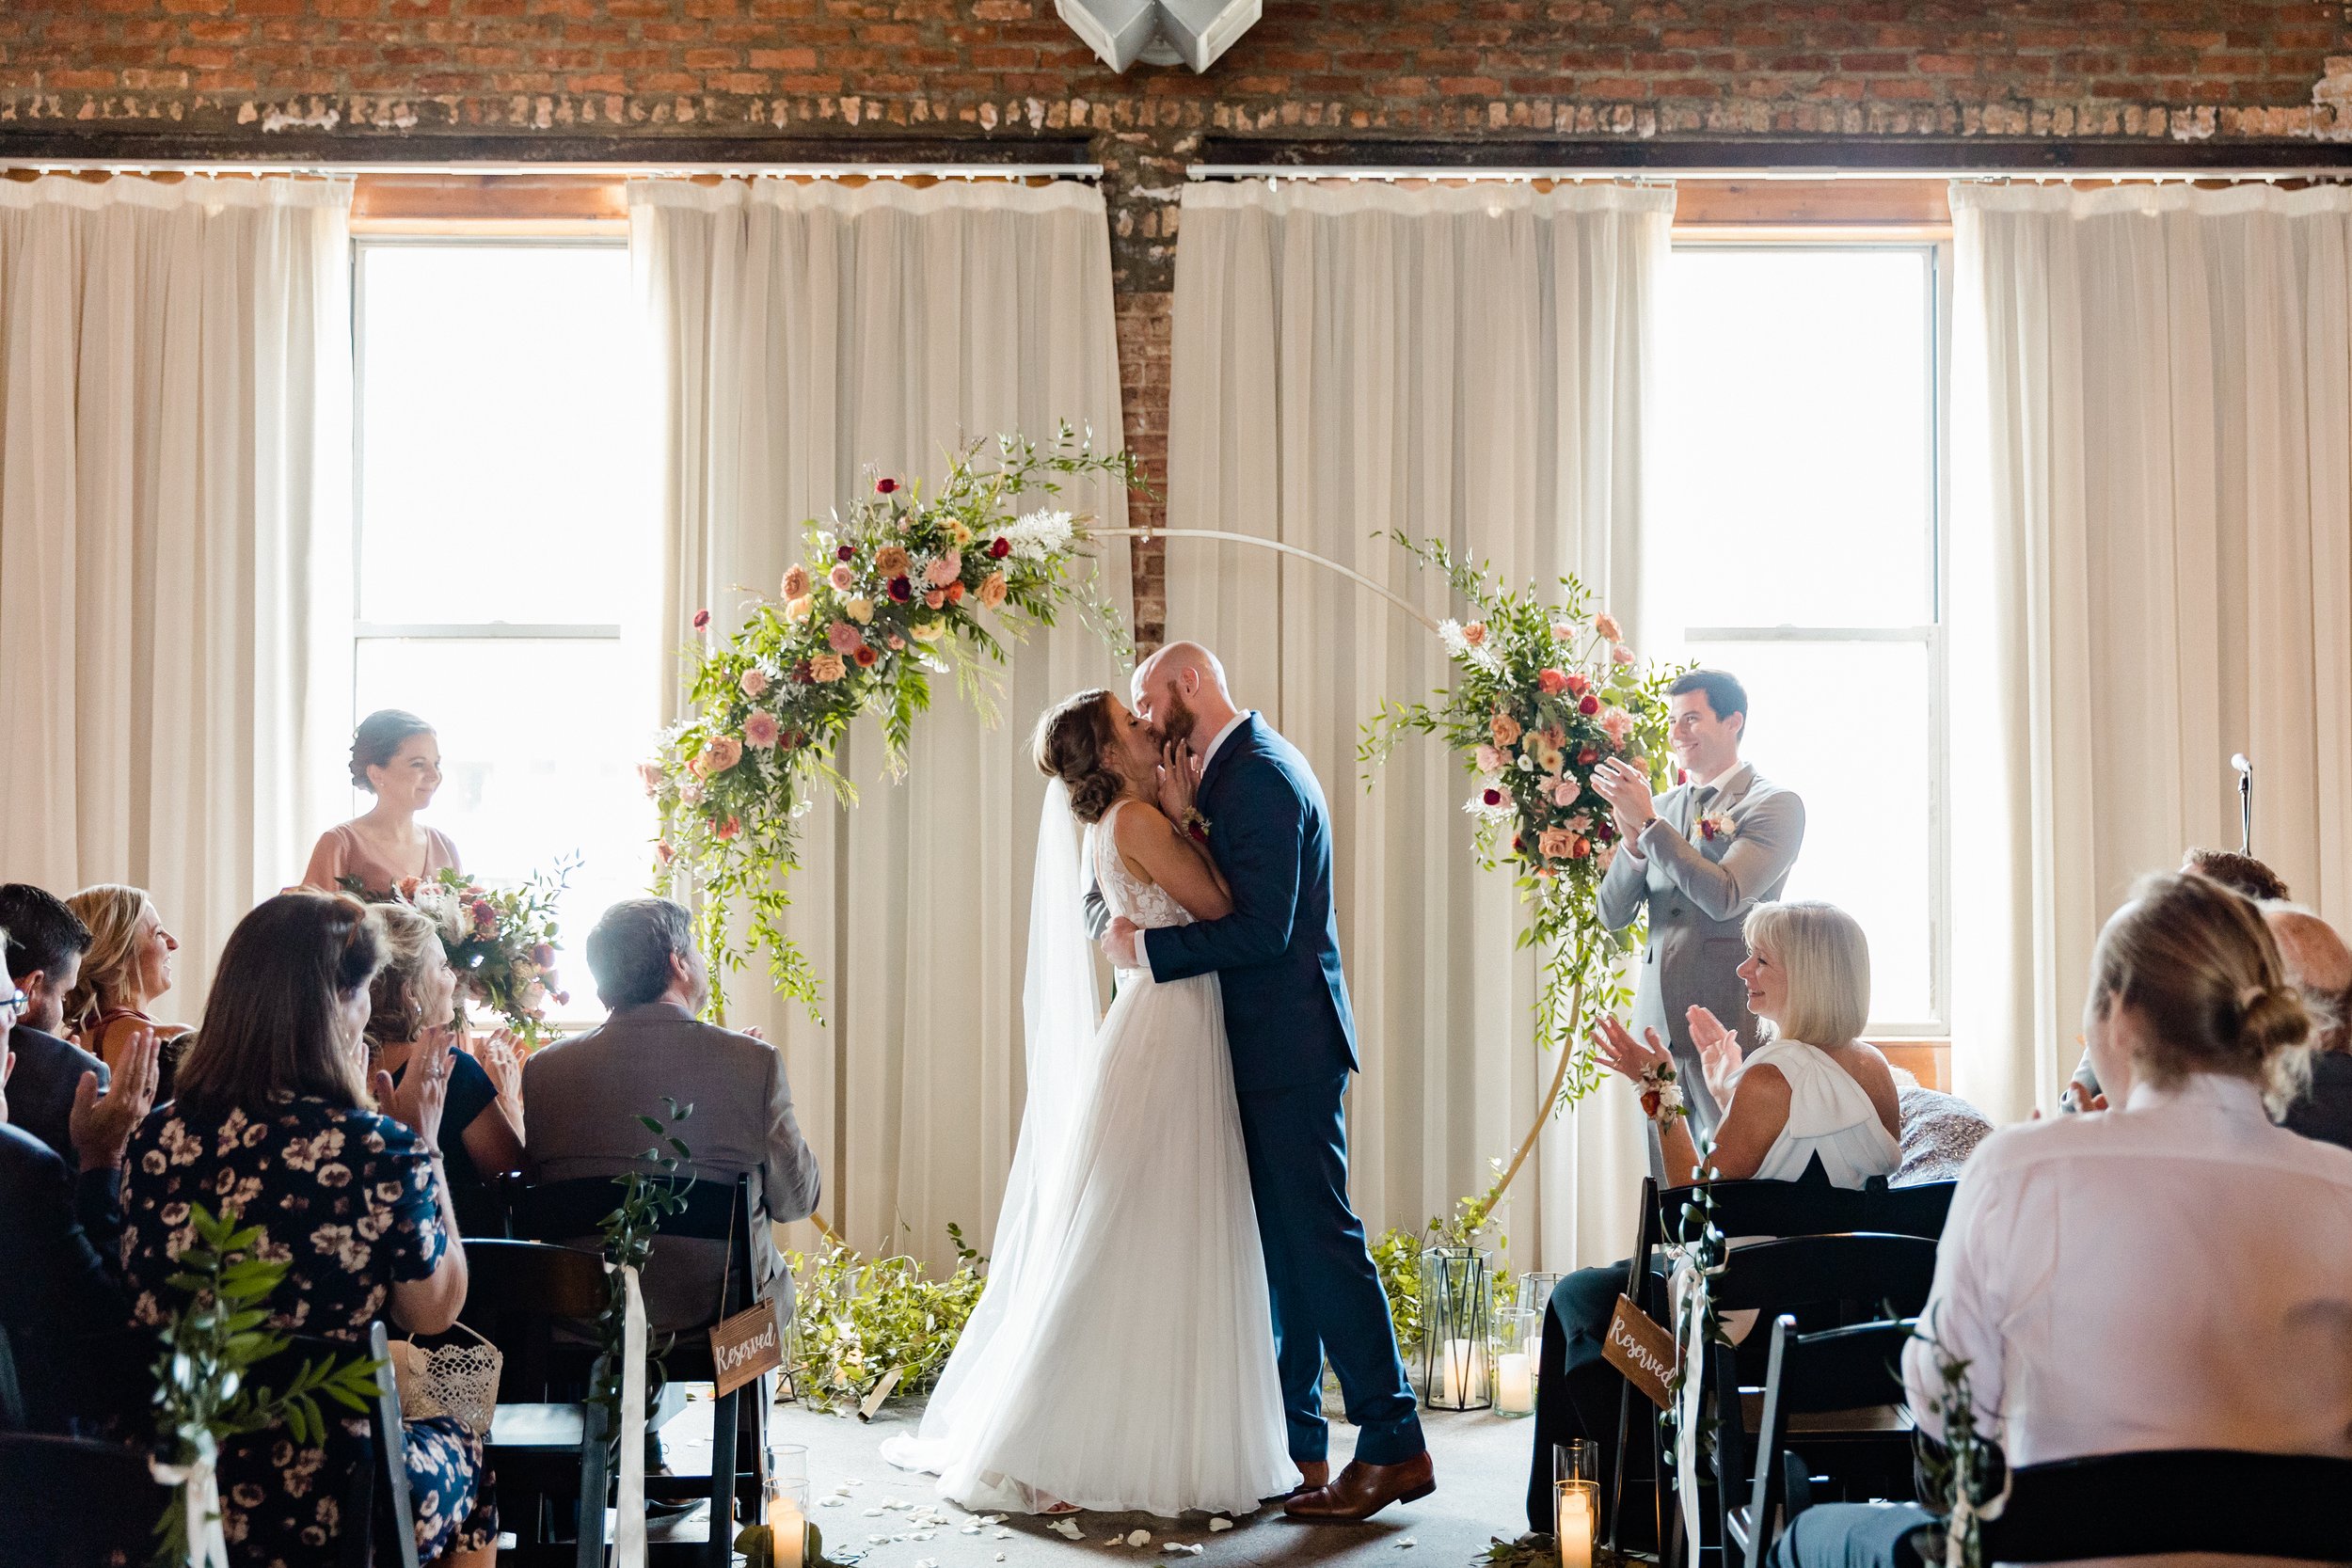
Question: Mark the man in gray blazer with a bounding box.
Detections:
[1592,670,1804,1133]
[523,897,821,1340]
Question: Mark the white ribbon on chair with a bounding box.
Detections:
[151,1432,230,1568]
[1663,1244,1715,1551]
[615,1261,649,1568]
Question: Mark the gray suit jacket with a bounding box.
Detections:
[1595,763,1804,1133]
[522,1002,821,1336]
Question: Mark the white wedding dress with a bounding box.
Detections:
[880,792,1297,1517]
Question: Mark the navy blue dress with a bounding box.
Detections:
[119,1092,496,1565]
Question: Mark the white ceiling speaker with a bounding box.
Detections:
[1056,0,1261,72]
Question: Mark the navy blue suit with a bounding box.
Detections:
[1143,714,1422,1467]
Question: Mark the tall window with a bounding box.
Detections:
[351,240,658,994]
[1654,245,1947,1034]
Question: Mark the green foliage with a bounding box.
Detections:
[343,858,578,1040]
[1360,535,1680,1115]
[1914,1309,2005,1568]
[149,1203,387,1566]
[785,1224,989,1417]
[648,423,1150,1014]
[589,1096,697,1443]
[1372,1189,1514,1357]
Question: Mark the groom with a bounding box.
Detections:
[1100,641,1435,1521]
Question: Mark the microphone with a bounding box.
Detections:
[2232,753,2253,854]
[2231,752,2251,777]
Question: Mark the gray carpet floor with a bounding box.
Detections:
[649,1385,1541,1568]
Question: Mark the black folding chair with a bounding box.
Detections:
[0,1430,165,1568]
[1729,1315,1917,1567]
[1981,1449,2352,1561]
[511,1173,766,1568]
[1699,1237,1937,1567]
[457,1239,614,1568]
[1607,1167,1869,1555]
[1857,1177,1958,1240]
[249,1322,420,1568]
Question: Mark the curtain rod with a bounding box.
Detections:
[7,159,1104,181]
[1188,164,2352,183]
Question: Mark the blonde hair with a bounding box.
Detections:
[1742,900,1870,1049]
[63,883,153,1034]
[2093,872,2312,1110]
[366,901,449,1048]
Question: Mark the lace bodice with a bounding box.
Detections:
[1092,800,1194,931]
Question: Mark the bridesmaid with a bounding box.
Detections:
[64,882,192,1077]
[304,709,463,895]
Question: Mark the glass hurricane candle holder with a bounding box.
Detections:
[1492,1307,1539,1418]
[1416,1245,1494,1411]
[1517,1271,1565,1318]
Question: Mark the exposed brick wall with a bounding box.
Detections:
[10,0,2352,643]
[1114,290,1170,644]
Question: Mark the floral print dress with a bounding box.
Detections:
[120,1093,497,1566]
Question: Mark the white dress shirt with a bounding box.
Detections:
[1196,709,1251,776]
[1902,1072,2352,1560]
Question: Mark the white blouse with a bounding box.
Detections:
[1740,1037,1902,1188]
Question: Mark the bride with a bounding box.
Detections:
[881,689,1296,1518]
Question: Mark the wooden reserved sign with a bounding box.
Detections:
[1603,1294,1677,1411]
[708,1302,785,1397]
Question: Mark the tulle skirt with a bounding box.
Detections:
[881,968,1296,1517]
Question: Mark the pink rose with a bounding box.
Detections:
[715,816,741,841]
[827,621,863,655]
[702,735,743,772]
[925,550,962,588]
[656,840,675,865]
[744,710,782,749]
[1537,668,1569,695]
[1595,611,1623,642]
[679,779,706,806]
[977,571,1008,610]
[637,761,663,797]
[740,668,771,698]
[1551,779,1579,807]
[782,564,811,600]
[1462,621,1487,646]
[1537,827,1575,861]
[532,942,557,969]
[925,589,946,610]
[1475,744,1504,773]
[1565,672,1591,697]
[1612,643,1636,666]
[887,634,907,650]
[829,563,855,593]
[1599,705,1633,746]
[1551,622,1574,641]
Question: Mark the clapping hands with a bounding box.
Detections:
[1590,757,1658,844]
[1592,1013,1671,1083]
[70,1024,161,1172]
[373,1026,452,1153]
[1687,1005,1744,1107]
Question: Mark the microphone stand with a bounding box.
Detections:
[2235,757,2253,855]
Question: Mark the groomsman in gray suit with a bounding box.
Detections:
[1591,669,1804,1133]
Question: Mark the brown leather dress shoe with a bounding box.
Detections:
[1275,1460,1331,1500]
[1282,1452,1436,1522]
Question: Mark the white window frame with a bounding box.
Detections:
[1667,236,1954,1037]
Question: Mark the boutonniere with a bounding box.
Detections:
[1694,811,1735,844]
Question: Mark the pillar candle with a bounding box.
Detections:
[1556,1482,1595,1568]
[768,1497,806,1568]
[1496,1351,1534,1414]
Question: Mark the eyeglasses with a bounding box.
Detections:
[0,988,26,1017]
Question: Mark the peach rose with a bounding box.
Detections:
[786,595,814,624]
[1594,610,1623,642]
[909,621,944,642]
[925,589,946,610]
[782,564,811,600]
[656,840,675,866]
[1462,621,1487,646]
[809,652,847,683]
[636,761,663,797]
[1537,668,1569,695]
[1489,712,1522,747]
[740,668,771,699]
[1537,827,1575,861]
[977,571,1008,610]
[701,736,743,773]
[715,816,741,841]
[874,545,912,578]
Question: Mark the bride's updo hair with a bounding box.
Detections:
[350,708,435,792]
[2090,870,2313,1111]
[1032,689,1126,824]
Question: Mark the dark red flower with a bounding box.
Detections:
[1578,745,1597,766]
[779,729,804,751]
[877,478,898,494]
[835,544,855,562]
[1578,694,1600,716]
[791,660,814,685]
[1483,787,1503,807]
[1512,834,1526,855]
[691,608,711,631]
[988,537,1011,560]
[853,644,878,667]
[889,576,914,602]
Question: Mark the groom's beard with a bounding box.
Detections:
[1156,691,1199,748]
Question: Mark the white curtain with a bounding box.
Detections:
[0,174,353,1017]
[1950,182,2352,1122]
[1166,179,1675,1271]
[630,178,1129,1271]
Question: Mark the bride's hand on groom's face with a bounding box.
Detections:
[1154,737,1200,821]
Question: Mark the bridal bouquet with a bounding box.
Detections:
[1362,537,1677,1106]
[403,863,575,1039]
[647,423,1141,1011]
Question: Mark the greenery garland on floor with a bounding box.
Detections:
[784,1224,988,1417]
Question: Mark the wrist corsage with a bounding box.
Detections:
[1180,807,1212,845]
[1638,1060,1688,1123]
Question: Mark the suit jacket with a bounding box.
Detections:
[522,1003,821,1335]
[4,1028,107,1170]
[1594,763,1804,1130]
[0,1122,130,1431]
[1142,714,1359,1093]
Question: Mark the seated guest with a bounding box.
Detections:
[64,883,192,1088]
[2266,904,2352,1150]
[1891,1071,1994,1184]
[119,893,495,1568]
[523,897,820,1339]
[0,1011,158,1433]
[0,883,109,1166]
[1529,900,1901,1540]
[366,902,525,1235]
[1771,871,2352,1568]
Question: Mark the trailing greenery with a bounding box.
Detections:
[149,1203,387,1567]
[589,1097,697,1444]
[647,424,1148,1013]
[785,1224,988,1417]
[1914,1311,2007,1568]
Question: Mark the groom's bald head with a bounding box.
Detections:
[1132,640,1238,746]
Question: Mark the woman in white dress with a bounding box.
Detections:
[881,689,1297,1519]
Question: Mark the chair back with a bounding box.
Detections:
[1740,1315,1916,1566]
[455,1239,608,1402]
[0,1431,165,1567]
[1858,1177,1958,1239]
[1983,1449,2352,1561]
[508,1174,755,1367]
[250,1323,418,1568]
[1628,1164,1868,1316]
